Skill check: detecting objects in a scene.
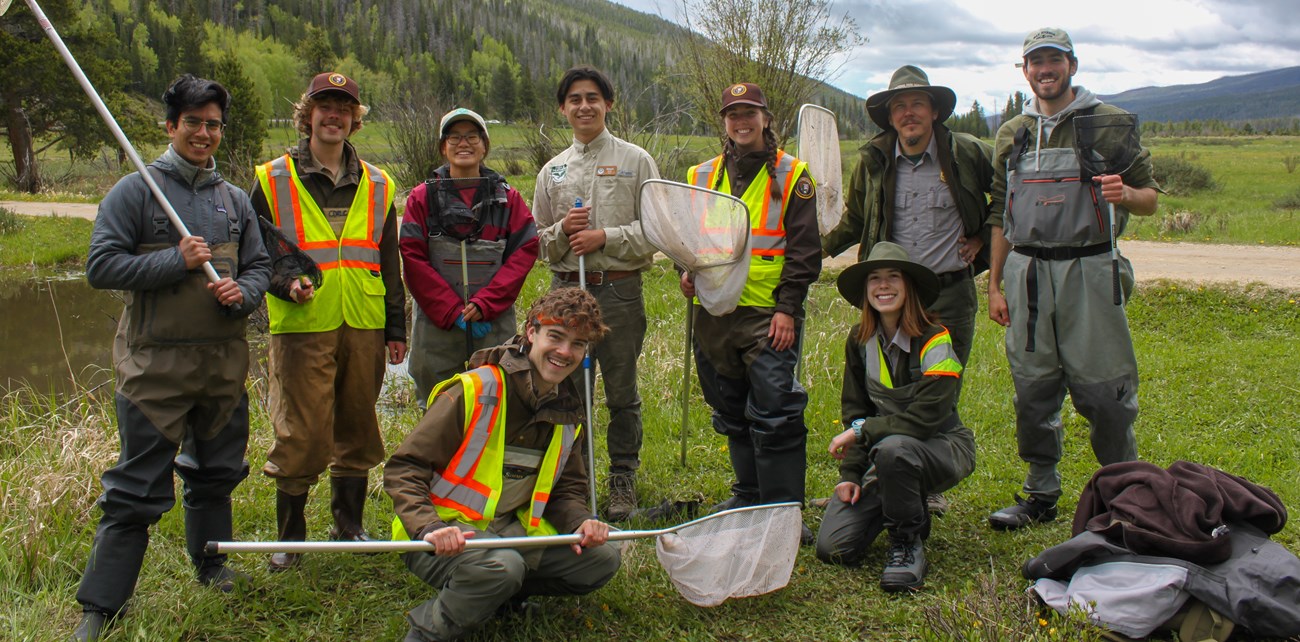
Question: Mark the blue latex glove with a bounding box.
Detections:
[454,314,468,332]
[470,321,492,339]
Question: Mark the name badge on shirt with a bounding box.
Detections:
[596,165,618,177]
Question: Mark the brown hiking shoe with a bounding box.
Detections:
[605,473,637,521]
[925,492,950,516]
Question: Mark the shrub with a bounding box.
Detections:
[1272,187,1300,210]
[1158,210,1202,234]
[1284,154,1299,174]
[0,207,25,236]
[1152,153,1218,196]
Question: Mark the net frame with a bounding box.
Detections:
[208,502,803,607]
[258,215,323,289]
[638,178,751,317]
[1074,112,1141,181]
[796,103,844,237]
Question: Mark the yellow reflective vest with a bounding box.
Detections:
[256,154,394,334]
[392,365,579,540]
[687,152,808,307]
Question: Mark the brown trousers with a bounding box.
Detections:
[263,325,386,494]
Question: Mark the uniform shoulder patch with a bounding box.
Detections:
[550,164,567,184]
[794,176,815,200]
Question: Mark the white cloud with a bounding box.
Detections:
[609,0,1300,113]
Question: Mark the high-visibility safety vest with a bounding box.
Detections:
[864,328,962,389]
[391,365,580,540]
[687,151,807,307]
[256,154,394,334]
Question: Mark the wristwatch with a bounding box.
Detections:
[850,418,865,443]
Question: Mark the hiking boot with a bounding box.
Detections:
[196,564,250,593]
[708,493,759,514]
[988,494,1057,531]
[605,472,638,521]
[495,596,541,620]
[71,610,112,642]
[925,492,950,516]
[879,537,927,593]
[800,523,815,547]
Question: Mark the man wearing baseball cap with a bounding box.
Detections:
[400,108,539,406]
[250,72,407,569]
[986,29,1160,530]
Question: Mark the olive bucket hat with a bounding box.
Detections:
[865,65,957,131]
[836,242,941,309]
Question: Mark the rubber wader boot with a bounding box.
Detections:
[709,435,761,513]
[330,476,375,542]
[268,489,308,571]
[754,443,813,545]
[71,610,112,642]
[185,502,247,591]
[75,523,149,616]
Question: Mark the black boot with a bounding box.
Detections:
[754,440,812,545]
[75,522,149,617]
[268,489,307,572]
[71,610,113,642]
[709,435,761,513]
[185,501,248,590]
[329,476,375,542]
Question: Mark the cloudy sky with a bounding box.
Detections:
[610,0,1300,111]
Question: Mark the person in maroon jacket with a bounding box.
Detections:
[401,108,539,407]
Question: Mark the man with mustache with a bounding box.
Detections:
[985,28,1160,530]
[250,72,408,567]
[823,65,994,516]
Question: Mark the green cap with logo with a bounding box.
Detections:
[1022,27,1073,56]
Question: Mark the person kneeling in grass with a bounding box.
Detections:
[385,287,619,641]
[817,242,976,592]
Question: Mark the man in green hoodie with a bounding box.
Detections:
[985,28,1160,531]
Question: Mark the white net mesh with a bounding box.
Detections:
[797,104,844,237]
[653,503,802,607]
[639,179,751,316]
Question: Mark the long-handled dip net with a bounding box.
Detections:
[1074,113,1141,305]
[796,104,843,237]
[638,179,750,465]
[209,502,802,607]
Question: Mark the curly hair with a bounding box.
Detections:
[526,287,609,343]
[291,92,370,138]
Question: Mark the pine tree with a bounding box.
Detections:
[211,49,267,184]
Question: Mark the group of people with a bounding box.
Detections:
[74,25,1159,642]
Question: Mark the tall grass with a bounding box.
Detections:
[2,263,1297,641]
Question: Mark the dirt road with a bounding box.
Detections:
[5,200,1297,291]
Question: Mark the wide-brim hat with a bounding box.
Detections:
[306,72,360,103]
[865,65,957,131]
[836,241,941,309]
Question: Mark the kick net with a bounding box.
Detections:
[1074,112,1141,181]
[259,216,322,289]
[797,104,844,236]
[653,502,803,607]
[639,179,750,316]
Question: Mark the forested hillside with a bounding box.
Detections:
[92,0,871,135]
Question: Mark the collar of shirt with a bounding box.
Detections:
[570,128,613,155]
[893,133,938,167]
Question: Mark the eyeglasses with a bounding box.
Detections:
[445,133,482,146]
[179,117,225,133]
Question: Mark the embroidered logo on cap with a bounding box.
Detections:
[328,73,347,87]
[730,85,747,96]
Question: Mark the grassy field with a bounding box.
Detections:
[1,249,1298,640]
[5,123,1297,249]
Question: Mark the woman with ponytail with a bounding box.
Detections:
[681,82,822,544]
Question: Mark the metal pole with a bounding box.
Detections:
[575,197,597,514]
[19,0,220,283]
[1109,202,1123,305]
[680,296,694,466]
[460,239,473,368]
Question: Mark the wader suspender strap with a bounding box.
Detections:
[145,167,171,240]
[143,167,241,245]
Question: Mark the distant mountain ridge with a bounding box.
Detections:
[1101,66,1300,122]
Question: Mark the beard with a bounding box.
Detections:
[1032,74,1073,102]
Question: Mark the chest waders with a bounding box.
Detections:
[1006,122,1122,353]
[116,172,248,442]
[424,173,509,366]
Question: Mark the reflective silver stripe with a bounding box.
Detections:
[760,153,798,233]
[430,472,489,514]
[528,423,578,520]
[445,369,501,480]
[339,246,379,264]
[691,160,716,188]
[304,248,336,265]
[361,161,388,243]
[920,339,958,372]
[267,157,300,239]
[863,340,882,385]
[752,235,786,250]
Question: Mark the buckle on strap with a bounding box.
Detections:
[1012,243,1110,261]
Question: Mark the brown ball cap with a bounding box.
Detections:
[306,72,361,103]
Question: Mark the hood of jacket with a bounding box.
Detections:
[154,144,224,190]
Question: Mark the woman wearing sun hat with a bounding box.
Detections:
[816,241,976,592]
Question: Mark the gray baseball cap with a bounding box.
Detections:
[1023,27,1073,56]
[439,107,489,143]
